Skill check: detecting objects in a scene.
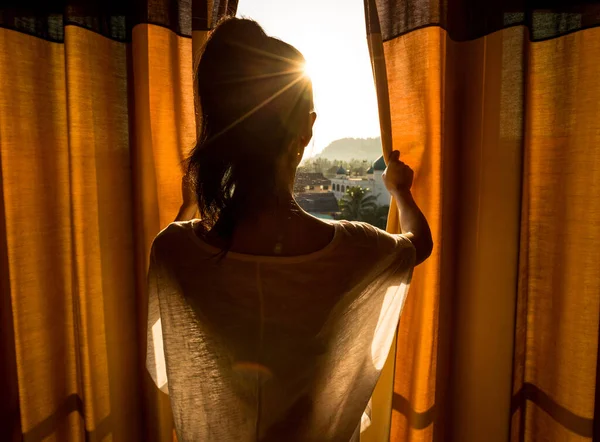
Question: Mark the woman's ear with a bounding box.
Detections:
[309,112,317,137]
[300,112,317,147]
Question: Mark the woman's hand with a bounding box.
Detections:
[382,150,414,194]
[382,150,433,265]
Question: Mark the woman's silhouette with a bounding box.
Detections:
[146,17,432,442]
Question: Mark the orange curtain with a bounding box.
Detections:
[364,0,600,441]
[0,2,236,440]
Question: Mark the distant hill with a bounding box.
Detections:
[317,137,382,162]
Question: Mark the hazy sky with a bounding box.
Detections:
[236,0,381,157]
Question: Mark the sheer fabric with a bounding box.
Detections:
[147,220,414,441]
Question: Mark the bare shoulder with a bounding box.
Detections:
[334,220,413,252]
[334,220,384,239]
[294,213,337,250]
[151,221,194,254]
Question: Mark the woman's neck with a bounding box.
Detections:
[204,199,334,257]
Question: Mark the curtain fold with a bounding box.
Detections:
[0,1,237,440]
[130,21,198,442]
[360,2,397,440]
[365,1,600,441]
[511,28,600,442]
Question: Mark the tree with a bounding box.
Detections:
[325,165,340,177]
[337,186,390,229]
[299,157,373,177]
[338,186,378,221]
[313,157,333,174]
[360,204,390,229]
[298,157,334,174]
[348,159,369,177]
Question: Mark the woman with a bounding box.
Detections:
[147,17,432,442]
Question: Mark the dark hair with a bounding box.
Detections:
[187,17,313,241]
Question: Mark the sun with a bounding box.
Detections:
[302,60,316,81]
[237,1,382,155]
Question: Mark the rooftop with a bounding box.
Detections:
[295,192,339,213]
[294,172,331,193]
[373,155,386,171]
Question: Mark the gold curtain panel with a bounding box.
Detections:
[365,0,600,440]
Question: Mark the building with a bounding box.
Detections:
[293,172,331,194]
[293,172,339,218]
[330,156,390,206]
[294,192,339,219]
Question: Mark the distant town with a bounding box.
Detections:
[294,137,390,229]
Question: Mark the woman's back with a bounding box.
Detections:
[147,16,431,442]
[147,220,414,441]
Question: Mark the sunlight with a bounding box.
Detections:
[237,0,380,157]
[370,283,409,370]
[211,74,307,142]
[152,318,169,393]
[302,59,315,81]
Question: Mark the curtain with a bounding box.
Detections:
[363,0,600,441]
[0,1,237,440]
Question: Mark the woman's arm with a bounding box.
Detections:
[174,204,197,222]
[383,150,433,265]
[174,174,197,222]
[390,188,432,265]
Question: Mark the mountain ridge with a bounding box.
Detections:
[315,137,382,162]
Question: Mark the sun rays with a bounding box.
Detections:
[208,70,310,143]
[237,0,381,157]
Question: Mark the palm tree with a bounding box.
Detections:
[338,186,378,221]
[361,204,390,229]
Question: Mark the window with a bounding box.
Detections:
[238,1,390,229]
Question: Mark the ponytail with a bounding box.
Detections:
[187,17,313,241]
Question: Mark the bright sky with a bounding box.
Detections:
[236,0,381,158]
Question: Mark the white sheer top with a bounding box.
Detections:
[147,220,414,442]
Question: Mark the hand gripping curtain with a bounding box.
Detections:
[362,0,600,441]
